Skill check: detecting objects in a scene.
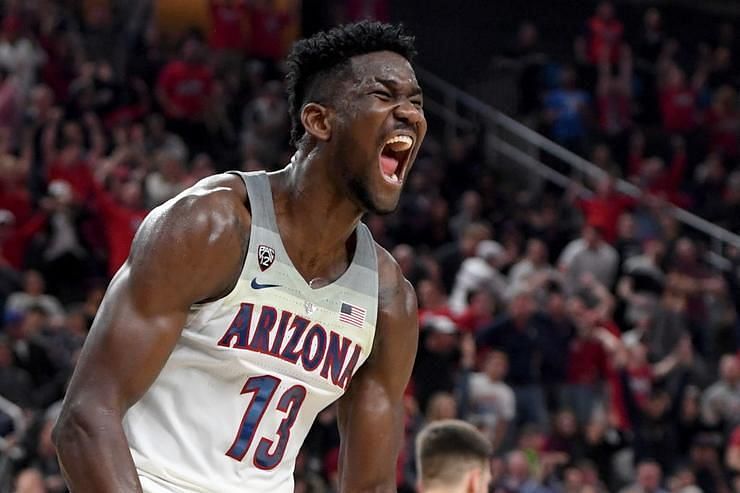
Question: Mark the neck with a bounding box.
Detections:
[271,149,364,280]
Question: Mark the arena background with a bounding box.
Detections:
[0,1,740,492]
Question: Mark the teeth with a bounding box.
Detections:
[388,173,399,183]
[384,135,413,152]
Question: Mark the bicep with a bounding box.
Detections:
[64,264,190,413]
[64,186,246,415]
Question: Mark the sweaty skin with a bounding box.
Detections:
[54,50,426,493]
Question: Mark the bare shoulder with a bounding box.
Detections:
[374,243,418,335]
[127,173,251,306]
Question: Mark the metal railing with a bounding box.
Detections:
[416,66,740,269]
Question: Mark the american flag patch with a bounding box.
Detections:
[339,302,366,328]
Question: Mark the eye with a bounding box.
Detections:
[371,90,392,101]
[411,98,424,108]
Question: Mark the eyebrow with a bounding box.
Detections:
[373,77,423,96]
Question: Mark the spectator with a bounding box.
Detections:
[462,350,515,452]
[208,0,248,55]
[658,63,703,135]
[145,150,188,208]
[144,113,188,162]
[583,415,626,488]
[533,284,575,411]
[424,392,458,423]
[155,35,214,154]
[0,14,45,96]
[245,0,294,64]
[449,191,483,240]
[575,176,636,244]
[417,278,453,322]
[25,181,91,302]
[413,315,462,413]
[559,224,619,293]
[0,208,48,271]
[477,288,548,427]
[6,270,63,318]
[619,460,668,493]
[44,118,100,203]
[584,1,624,66]
[701,354,740,433]
[495,449,554,493]
[616,337,692,472]
[505,21,547,118]
[435,222,491,294]
[543,66,591,153]
[8,305,57,396]
[0,335,33,407]
[21,403,65,492]
[449,239,508,314]
[563,292,610,424]
[705,85,739,159]
[508,238,555,294]
[241,80,290,167]
[456,288,497,334]
[688,434,729,493]
[596,44,633,140]
[544,409,585,464]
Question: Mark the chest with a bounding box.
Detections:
[184,274,376,395]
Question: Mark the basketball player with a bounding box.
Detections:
[416,420,493,493]
[53,21,426,492]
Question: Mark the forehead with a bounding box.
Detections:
[347,51,418,86]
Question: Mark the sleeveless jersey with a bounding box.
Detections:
[122,170,379,492]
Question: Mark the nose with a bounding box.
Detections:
[393,99,425,127]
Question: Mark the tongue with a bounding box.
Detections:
[380,154,399,177]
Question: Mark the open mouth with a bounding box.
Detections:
[379,134,414,185]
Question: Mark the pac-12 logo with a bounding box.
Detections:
[257,245,275,271]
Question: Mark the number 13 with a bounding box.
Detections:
[226,375,306,470]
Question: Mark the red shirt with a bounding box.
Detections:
[587,17,623,64]
[156,61,214,119]
[706,107,740,158]
[456,308,493,334]
[209,0,247,51]
[0,212,47,269]
[0,187,32,226]
[660,85,697,133]
[578,193,635,243]
[566,336,608,385]
[645,151,689,206]
[730,426,740,448]
[47,156,95,202]
[93,183,147,276]
[247,6,290,60]
[598,92,631,136]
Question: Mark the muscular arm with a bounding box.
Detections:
[52,175,248,492]
[336,247,418,493]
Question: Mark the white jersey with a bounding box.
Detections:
[123,170,379,492]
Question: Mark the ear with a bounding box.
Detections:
[466,467,481,493]
[300,102,332,142]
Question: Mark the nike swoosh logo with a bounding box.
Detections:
[251,278,281,290]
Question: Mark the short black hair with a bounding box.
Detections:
[416,420,492,488]
[285,21,417,146]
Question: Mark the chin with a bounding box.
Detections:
[348,176,400,215]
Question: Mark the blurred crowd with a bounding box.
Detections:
[0,1,738,493]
